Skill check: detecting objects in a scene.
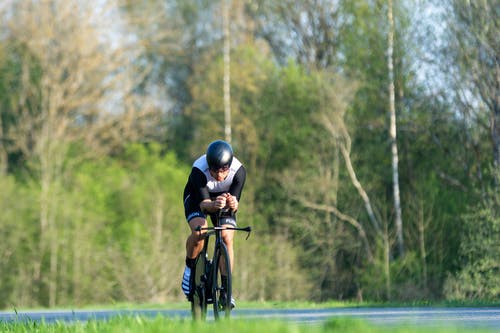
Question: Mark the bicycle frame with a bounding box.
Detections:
[191,211,251,320]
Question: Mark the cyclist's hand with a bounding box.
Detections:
[225,193,239,211]
[214,195,227,210]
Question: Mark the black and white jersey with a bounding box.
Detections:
[183,154,246,206]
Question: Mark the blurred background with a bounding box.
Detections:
[0,0,498,309]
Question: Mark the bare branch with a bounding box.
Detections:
[301,199,374,262]
[321,112,383,235]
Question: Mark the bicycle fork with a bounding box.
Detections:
[203,259,213,303]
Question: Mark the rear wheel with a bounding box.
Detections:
[191,252,208,320]
[212,242,232,319]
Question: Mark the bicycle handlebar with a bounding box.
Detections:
[195,225,252,239]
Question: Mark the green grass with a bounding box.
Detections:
[2,301,498,333]
[59,299,500,312]
[0,317,497,333]
[6,299,499,313]
[231,299,500,309]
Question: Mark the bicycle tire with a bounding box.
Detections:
[212,241,232,319]
[191,250,208,320]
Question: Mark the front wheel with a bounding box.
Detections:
[191,252,208,321]
[212,242,232,319]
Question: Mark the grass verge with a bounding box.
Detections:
[4,299,499,312]
[0,316,497,333]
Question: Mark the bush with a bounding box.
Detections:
[444,185,499,301]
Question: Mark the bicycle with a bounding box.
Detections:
[190,210,251,320]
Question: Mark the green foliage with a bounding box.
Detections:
[184,43,275,166]
[357,242,432,301]
[0,175,38,308]
[0,0,498,307]
[397,97,477,295]
[0,317,494,333]
[0,139,310,305]
[255,62,322,170]
[65,144,190,304]
[0,40,43,172]
[444,184,500,301]
[0,143,191,307]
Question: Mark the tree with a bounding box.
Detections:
[0,175,38,308]
[417,0,500,299]
[387,0,404,256]
[442,0,499,188]
[0,43,8,175]
[120,0,259,160]
[444,178,500,301]
[248,0,425,300]
[248,0,343,69]
[1,0,157,306]
[222,0,232,143]
[96,144,188,303]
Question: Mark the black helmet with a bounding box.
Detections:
[206,140,233,170]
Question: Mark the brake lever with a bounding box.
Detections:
[245,226,252,240]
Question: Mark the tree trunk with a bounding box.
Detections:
[418,199,428,291]
[339,143,382,235]
[384,223,391,300]
[387,0,404,256]
[223,0,232,143]
[0,116,7,175]
[492,96,499,189]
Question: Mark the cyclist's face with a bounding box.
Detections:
[210,167,230,181]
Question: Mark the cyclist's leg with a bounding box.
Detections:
[221,228,234,273]
[186,216,208,259]
[183,216,207,295]
[183,196,208,298]
[218,214,236,274]
[184,195,208,261]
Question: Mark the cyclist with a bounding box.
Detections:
[181,140,246,308]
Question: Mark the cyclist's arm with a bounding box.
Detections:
[226,166,246,212]
[189,168,227,213]
[200,196,227,213]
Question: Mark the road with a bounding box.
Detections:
[1,307,499,330]
[235,307,500,328]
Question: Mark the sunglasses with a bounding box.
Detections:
[210,165,230,172]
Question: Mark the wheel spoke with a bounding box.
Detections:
[213,243,232,319]
[191,252,208,320]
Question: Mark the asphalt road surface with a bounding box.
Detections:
[1,306,499,330]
